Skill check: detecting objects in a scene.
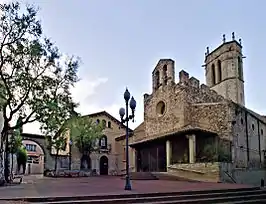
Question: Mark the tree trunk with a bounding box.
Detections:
[0,131,5,185]
[54,149,59,175]
[10,153,13,176]
[1,125,9,183]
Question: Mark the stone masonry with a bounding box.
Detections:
[120,34,266,183]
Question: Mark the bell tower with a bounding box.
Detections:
[204,32,245,106]
[152,59,175,93]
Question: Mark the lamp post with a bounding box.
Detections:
[119,88,136,191]
[69,140,73,171]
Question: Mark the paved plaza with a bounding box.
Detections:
[0,175,251,201]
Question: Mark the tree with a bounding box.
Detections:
[16,146,27,174]
[64,116,104,169]
[8,129,22,174]
[46,134,67,174]
[0,2,79,182]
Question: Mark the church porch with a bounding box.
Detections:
[130,127,219,173]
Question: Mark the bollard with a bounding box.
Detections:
[261,179,264,187]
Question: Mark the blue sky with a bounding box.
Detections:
[3,0,266,133]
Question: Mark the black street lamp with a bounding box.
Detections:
[119,88,136,191]
[69,140,73,171]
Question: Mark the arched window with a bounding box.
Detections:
[107,121,111,128]
[99,135,107,149]
[238,56,242,80]
[155,70,160,88]
[217,60,222,82]
[96,119,100,125]
[102,119,106,128]
[211,64,216,85]
[163,65,167,85]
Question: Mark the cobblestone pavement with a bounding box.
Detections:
[0,175,251,200]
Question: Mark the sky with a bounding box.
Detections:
[1,0,266,134]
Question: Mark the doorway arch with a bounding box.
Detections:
[99,156,108,175]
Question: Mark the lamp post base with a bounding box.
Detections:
[124,175,132,190]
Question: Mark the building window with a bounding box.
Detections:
[107,121,111,128]
[163,65,167,85]
[99,135,107,149]
[27,155,40,164]
[102,119,106,128]
[155,70,160,89]
[217,60,222,82]
[211,64,216,85]
[25,144,37,152]
[261,129,263,135]
[240,118,244,125]
[96,119,100,124]
[252,124,255,130]
[238,56,242,80]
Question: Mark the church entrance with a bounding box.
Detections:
[99,156,108,175]
[135,140,166,172]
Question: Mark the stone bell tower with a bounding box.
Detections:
[204,32,245,106]
[152,59,175,93]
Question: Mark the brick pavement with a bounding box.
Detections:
[0,175,252,200]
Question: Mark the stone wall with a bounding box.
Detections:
[68,112,127,175]
[167,162,220,182]
[220,162,266,186]
[231,104,266,168]
[168,162,266,186]
[143,67,231,142]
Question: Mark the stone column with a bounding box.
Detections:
[166,140,172,168]
[188,134,196,163]
[131,148,136,172]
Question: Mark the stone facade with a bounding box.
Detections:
[116,34,266,185]
[67,111,128,175]
[205,36,245,106]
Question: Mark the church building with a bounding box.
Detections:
[116,33,266,184]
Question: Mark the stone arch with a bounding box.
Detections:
[21,139,45,175]
[22,138,45,155]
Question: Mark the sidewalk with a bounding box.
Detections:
[0,176,252,200]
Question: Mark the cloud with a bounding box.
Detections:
[71,77,108,104]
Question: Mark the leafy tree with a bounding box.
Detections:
[46,134,67,173]
[16,146,27,174]
[64,116,104,169]
[0,2,79,181]
[9,129,22,174]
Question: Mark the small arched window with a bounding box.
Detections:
[217,60,222,82]
[238,56,242,80]
[107,121,111,128]
[155,70,160,88]
[211,64,216,85]
[102,119,106,128]
[163,65,167,85]
[96,119,100,125]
